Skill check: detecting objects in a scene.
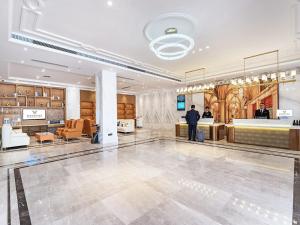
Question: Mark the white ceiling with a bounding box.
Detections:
[0,0,300,92]
[3,62,178,93]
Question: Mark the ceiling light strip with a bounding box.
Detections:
[11,33,181,82]
[177,69,297,94]
[31,59,69,68]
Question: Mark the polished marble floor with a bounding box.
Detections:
[1,134,296,225]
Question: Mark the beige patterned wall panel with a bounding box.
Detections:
[179,124,210,139]
[234,128,289,148]
[137,89,204,130]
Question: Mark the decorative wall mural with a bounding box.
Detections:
[204,83,278,123]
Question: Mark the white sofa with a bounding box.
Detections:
[2,124,30,149]
[117,119,135,133]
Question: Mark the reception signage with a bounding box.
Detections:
[276,110,293,117]
[23,109,46,120]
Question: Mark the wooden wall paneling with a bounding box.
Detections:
[80,90,96,120]
[117,94,136,119]
[175,124,180,137]
[289,129,300,151]
[227,127,235,142]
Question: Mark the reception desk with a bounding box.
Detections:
[227,119,300,150]
[175,119,225,141]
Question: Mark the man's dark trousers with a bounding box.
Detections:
[188,124,197,141]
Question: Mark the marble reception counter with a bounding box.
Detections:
[226,119,300,150]
[175,119,225,141]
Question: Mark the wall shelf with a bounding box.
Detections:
[0,82,66,127]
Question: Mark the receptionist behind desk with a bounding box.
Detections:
[255,103,270,119]
[202,106,213,118]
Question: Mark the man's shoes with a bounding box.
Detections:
[188,139,191,141]
[192,139,196,141]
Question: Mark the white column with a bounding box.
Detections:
[66,86,80,119]
[95,70,118,145]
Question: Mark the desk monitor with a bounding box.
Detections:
[177,95,185,111]
[177,102,185,111]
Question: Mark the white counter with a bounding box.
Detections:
[228,119,294,128]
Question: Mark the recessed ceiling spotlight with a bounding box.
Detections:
[205,46,210,49]
[198,48,203,52]
[78,60,82,64]
[41,68,46,73]
[20,60,24,64]
[67,68,71,72]
[23,47,28,51]
[36,75,40,79]
[107,0,113,6]
[77,81,81,84]
[192,50,196,54]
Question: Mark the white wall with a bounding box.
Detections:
[66,86,80,119]
[136,89,204,130]
[279,74,300,120]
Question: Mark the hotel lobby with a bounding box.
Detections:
[0,0,300,225]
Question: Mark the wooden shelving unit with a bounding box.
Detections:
[0,82,66,128]
[117,94,136,119]
[0,83,65,108]
[80,90,95,120]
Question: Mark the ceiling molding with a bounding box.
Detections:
[9,0,299,84]
[7,76,95,90]
[16,0,182,80]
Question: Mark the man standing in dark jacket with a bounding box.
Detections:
[185,105,200,141]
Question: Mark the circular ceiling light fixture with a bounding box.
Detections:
[149,33,195,60]
[144,13,196,61]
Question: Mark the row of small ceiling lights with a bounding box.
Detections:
[177,69,297,94]
[192,45,210,54]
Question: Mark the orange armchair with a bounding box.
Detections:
[61,119,84,140]
[56,119,75,137]
[83,119,96,137]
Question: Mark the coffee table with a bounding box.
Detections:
[35,132,55,143]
